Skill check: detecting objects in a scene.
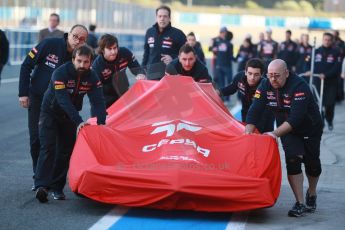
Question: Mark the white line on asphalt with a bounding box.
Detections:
[88,206,129,230]
[2,78,19,83]
[226,211,249,230]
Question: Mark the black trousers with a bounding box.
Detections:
[34,111,77,191]
[28,92,43,175]
[323,104,335,125]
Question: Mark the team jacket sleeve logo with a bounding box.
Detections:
[294,92,306,101]
[54,81,65,90]
[254,90,261,99]
[28,47,38,59]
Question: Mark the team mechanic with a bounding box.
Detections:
[209,26,234,90]
[165,44,212,83]
[35,45,106,203]
[305,32,342,131]
[92,34,146,108]
[219,58,274,133]
[245,59,323,217]
[18,24,88,189]
[142,5,186,80]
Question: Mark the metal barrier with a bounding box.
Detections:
[4,29,39,65]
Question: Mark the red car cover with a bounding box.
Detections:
[69,76,281,212]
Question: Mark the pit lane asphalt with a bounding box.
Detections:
[1,65,344,230]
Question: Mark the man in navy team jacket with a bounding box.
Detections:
[35,45,106,203]
[18,25,88,189]
[142,5,186,80]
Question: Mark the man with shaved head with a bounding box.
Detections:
[245,59,323,217]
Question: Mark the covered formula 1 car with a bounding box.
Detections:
[68,76,281,212]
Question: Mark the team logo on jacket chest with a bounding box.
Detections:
[299,47,305,54]
[283,94,292,107]
[218,43,227,52]
[287,44,294,51]
[45,54,59,68]
[67,80,75,88]
[266,91,276,100]
[162,37,173,48]
[315,53,322,62]
[47,54,59,63]
[102,68,112,80]
[148,37,154,48]
[326,55,334,63]
[78,82,92,93]
[263,43,274,54]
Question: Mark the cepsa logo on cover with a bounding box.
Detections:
[142,120,210,157]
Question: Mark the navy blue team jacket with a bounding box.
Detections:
[92,47,144,106]
[19,34,71,97]
[142,23,186,80]
[41,62,106,126]
[246,73,323,136]
[165,58,212,83]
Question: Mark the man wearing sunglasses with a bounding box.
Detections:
[245,59,323,217]
[18,24,88,194]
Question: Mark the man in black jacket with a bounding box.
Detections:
[165,44,212,83]
[295,33,312,76]
[278,30,298,72]
[92,34,146,108]
[18,24,88,188]
[258,28,278,69]
[332,30,345,102]
[305,32,342,131]
[35,45,106,203]
[209,26,234,90]
[246,59,323,217]
[86,24,98,52]
[186,32,205,65]
[0,29,9,84]
[219,58,274,133]
[142,5,186,80]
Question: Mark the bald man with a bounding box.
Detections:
[245,59,323,217]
